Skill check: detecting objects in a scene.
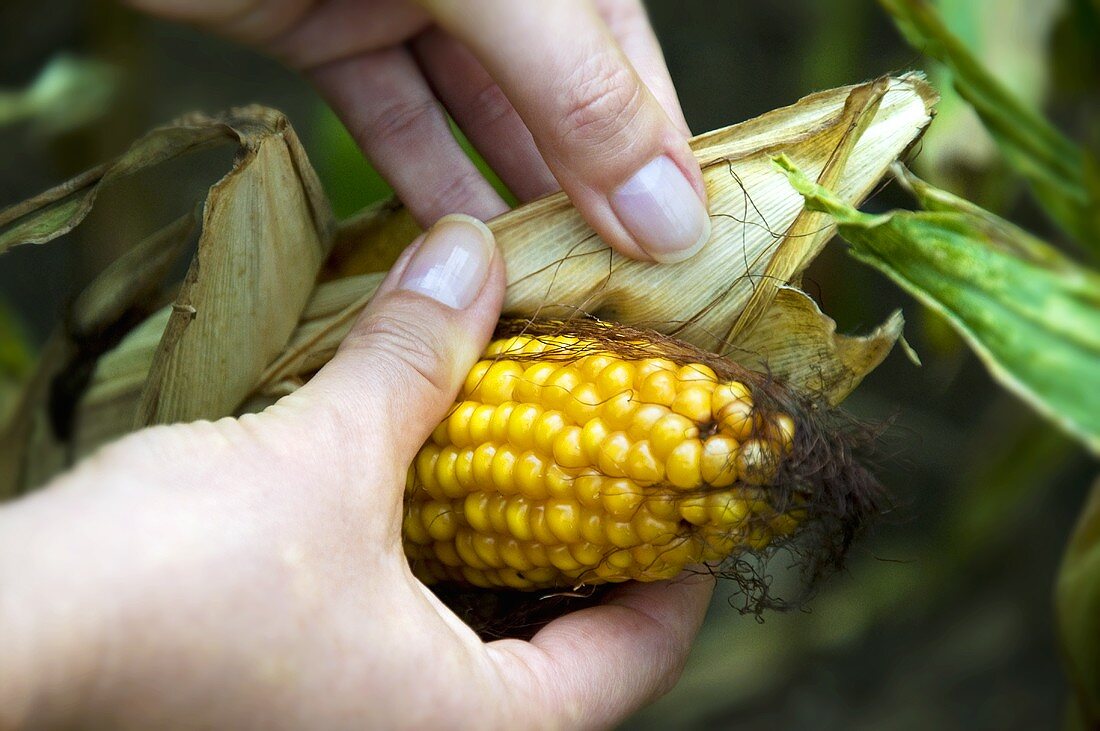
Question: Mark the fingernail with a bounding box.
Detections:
[610,155,711,264]
[398,214,495,309]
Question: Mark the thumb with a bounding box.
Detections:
[295,214,504,479]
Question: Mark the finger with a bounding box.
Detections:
[420,0,710,264]
[594,0,691,135]
[309,48,509,226]
[293,215,504,490]
[413,28,559,202]
[489,573,714,728]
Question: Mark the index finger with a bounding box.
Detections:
[419,0,711,265]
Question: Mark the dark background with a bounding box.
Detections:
[1,1,1096,728]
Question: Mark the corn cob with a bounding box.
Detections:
[403,322,815,591]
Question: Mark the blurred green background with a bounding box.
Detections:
[1,1,1097,728]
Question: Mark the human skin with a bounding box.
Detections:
[0,217,715,729]
[122,0,712,263]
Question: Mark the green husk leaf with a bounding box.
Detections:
[1057,475,1100,727]
[878,0,1100,252]
[778,155,1100,454]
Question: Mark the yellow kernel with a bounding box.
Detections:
[632,511,679,545]
[596,361,635,399]
[580,417,611,464]
[606,520,640,548]
[552,425,587,469]
[523,541,551,567]
[545,463,577,498]
[602,478,644,519]
[488,445,517,494]
[645,494,680,520]
[570,541,605,567]
[445,401,478,447]
[489,402,516,442]
[514,361,557,402]
[466,404,496,446]
[666,439,703,489]
[485,336,523,356]
[403,507,430,544]
[421,502,458,541]
[658,535,702,567]
[595,562,628,581]
[566,382,604,425]
[477,361,524,404]
[678,363,717,384]
[517,336,546,354]
[404,468,416,496]
[460,566,492,587]
[454,531,489,570]
[639,370,678,406]
[671,386,713,423]
[603,391,638,431]
[597,431,633,478]
[707,492,750,528]
[505,497,535,541]
[543,367,582,410]
[679,496,709,526]
[533,410,567,455]
[769,413,796,454]
[627,404,669,441]
[463,492,492,533]
[529,505,559,546]
[631,544,660,569]
[606,549,634,569]
[650,413,699,459]
[701,435,739,487]
[545,499,582,543]
[499,537,532,571]
[737,438,781,485]
[487,494,509,534]
[433,540,463,567]
[471,533,504,568]
[717,398,758,441]
[434,446,464,498]
[415,444,441,494]
[430,418,449,446]
[712,381,752,416]
[507,403,542,450]
[579,509,605,544]
[625,440,664,484]
[524,566,557,583]
[573,472,604,509]
[634,357,677,385]
[548,545,583,571]
[454,448,475,490]
[580,354,616,381]
[461,360,491,397]
[514,450,548,499]
[498,568,534,589]
[471,442,496,488]
[771,512,800,536]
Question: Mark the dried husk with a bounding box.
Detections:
[2,75,936,495]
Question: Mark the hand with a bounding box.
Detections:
[0,216,714,729]
[123,0,711,263]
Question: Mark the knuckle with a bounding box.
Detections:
[468,80,519,133]
[356,96,445,151]
[554,54,643,151]
[347,310,455,400]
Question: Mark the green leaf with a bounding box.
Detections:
[878,0,1100,253]
[777,155,1100,455]
[1058,476,1100,726]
